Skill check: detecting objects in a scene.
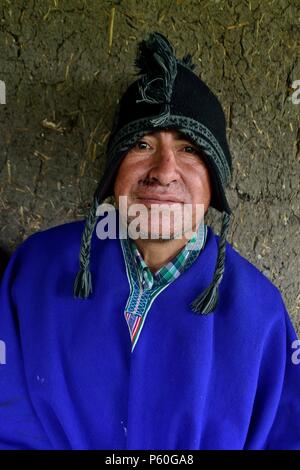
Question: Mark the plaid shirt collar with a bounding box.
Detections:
[128,222,208,290]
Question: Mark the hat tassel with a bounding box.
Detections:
[190,212,230,314]
[73,195,99,299]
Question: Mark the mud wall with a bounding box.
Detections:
[0,0,299,332]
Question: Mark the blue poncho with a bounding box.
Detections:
[0,217,300,450]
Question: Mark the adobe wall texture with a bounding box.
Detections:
[0,0,299,332]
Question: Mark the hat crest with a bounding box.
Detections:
[134,32,178,126]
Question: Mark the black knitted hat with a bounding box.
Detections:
[74,31,233,314]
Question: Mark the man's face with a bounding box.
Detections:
[113,129,212,240]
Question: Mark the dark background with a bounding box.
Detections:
[0,0,299,332]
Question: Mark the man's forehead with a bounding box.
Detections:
[144,129,192,141]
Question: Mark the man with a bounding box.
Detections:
[0,31,300,450]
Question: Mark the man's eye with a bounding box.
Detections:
[136,140,150,150]
[183,146,198,154]
[134,142,198,153]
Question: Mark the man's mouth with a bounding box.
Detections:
[135,194,183,204]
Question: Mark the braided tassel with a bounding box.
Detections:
[190,212,230,314]
[73,195,99,299]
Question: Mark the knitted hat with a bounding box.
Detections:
[74,31,233,314]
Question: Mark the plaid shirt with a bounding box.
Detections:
[120,223,208,352]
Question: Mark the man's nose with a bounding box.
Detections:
[147,146,179,186]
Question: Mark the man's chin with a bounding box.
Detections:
[119,206,199,241]
[127,221,195,241]
[129,231,181,241]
